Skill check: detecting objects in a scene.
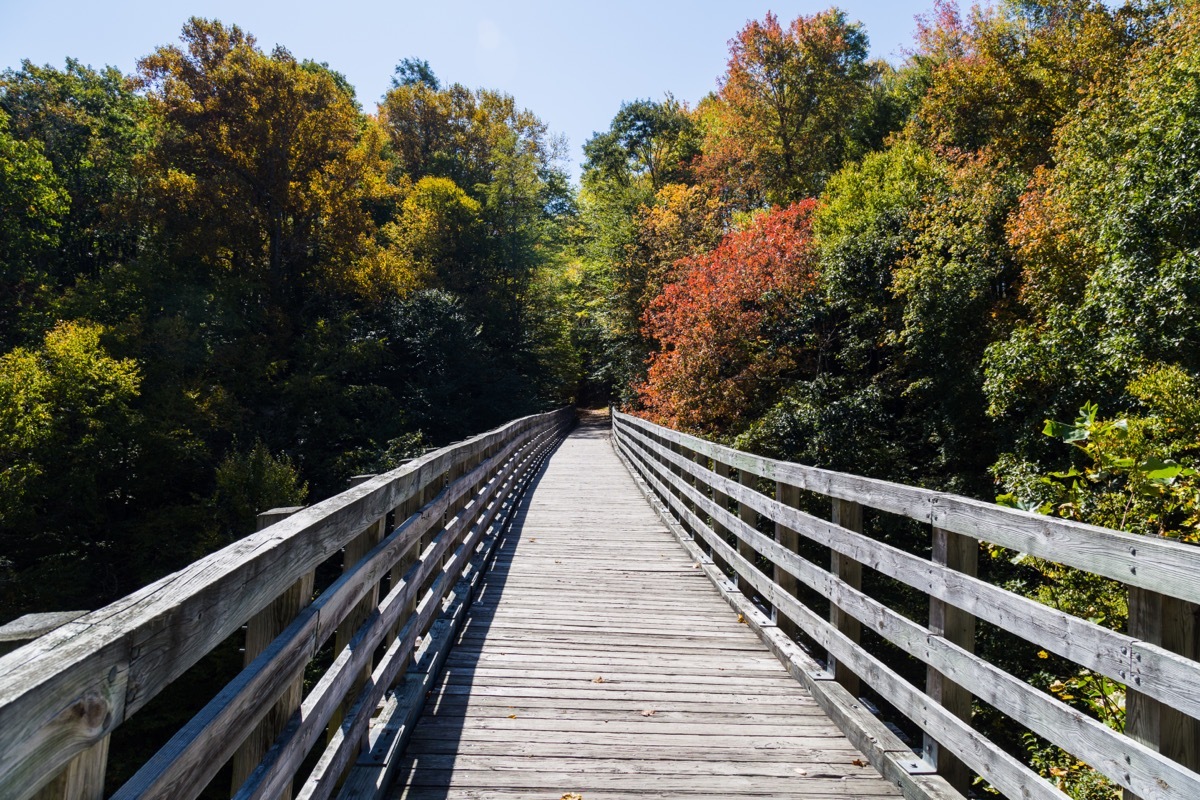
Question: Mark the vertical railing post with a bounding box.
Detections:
[31,739,109,800]
[677,440,696,537]
[1125,589,1200,800]
[829,499,863,696]
[231,506,309,798]
[387,463,423,671]
[774,482,801,641]
[711,461,733,578]
[736,468,758,597]
[330,476,386,742]
[693,449,709,542]
[925,525,978,793]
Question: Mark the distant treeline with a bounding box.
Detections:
[0,20,578,621]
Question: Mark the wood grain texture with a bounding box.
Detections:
[390,418,901,800]
[617,414,1200,800]
[617,418,1200,722]
[615,428,1061,800]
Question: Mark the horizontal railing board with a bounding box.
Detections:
[609,436,966,800]
[109,426,547,800]
[615,411,936,522]
[297,426,560,800]
[0,409,568,800]
[614,430,1065,800]
[617,421,1200,722]
[336,427,557,800]
[615,410,1200,606]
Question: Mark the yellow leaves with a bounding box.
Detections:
[560,794,584,800]
[737,613,746,624]
[1037,650,1049,659]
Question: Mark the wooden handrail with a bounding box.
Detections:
[0,408,573,800]
[612,409,1200,800]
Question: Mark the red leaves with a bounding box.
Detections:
[637,201,818,433]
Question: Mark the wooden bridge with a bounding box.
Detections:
[2,408,1199,800]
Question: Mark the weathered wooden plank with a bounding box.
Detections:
[924,527,977,793]
[617,427,1061,800]
[239,423,566,800]
[618,420,1200,722]
[624,427,1200,800]
[305,425,566,800]
[0,613,88,656]
[618,410,1200,605]
[98,417,569,800]
[829,498,862,697]
[231,507,310,797]
[0,410,569,800]
[385,418,902,800]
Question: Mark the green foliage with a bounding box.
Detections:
[0,322,143,613]
[211,442,308,544]
[699,9,874,206]
[0,18,578,627]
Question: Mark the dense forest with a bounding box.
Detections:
[2,2,1199,796]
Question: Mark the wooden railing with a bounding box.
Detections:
[612,410,1200,800]
[0,407,573,800]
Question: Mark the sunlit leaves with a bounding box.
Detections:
[698,9,872,207]
[639,202,819,433]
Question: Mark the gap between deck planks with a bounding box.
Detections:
[389,415,903,800]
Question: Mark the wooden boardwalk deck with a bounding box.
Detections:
[389,417,903,800]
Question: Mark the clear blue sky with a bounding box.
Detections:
[1,0,937,182]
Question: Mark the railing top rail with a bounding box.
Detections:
[612,409,1200,800]
[613,409,1200,606]
[0,407,569,800]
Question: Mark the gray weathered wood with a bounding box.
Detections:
[236,419,569,800]
[616,427,1048,800]
[924,527,977,793]
[617,417,1200,800]
[829,499,862,697]
[0,410,567,800]
[616,410,1200,605]
[0,613,88,656]
[1125,589,1200,800]
[775,482,801,642]
[617,418,1200,724]
[390,418,902,800]
[231,507,310,798]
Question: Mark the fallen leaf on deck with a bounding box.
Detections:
[508,714,517,719]
[794,768,808,776]
[640,709,656,717]
[561,794,584,800]
[692,562,700,569]
[851,758,866,767]
[592,676,605,683]
[737,613,746,624]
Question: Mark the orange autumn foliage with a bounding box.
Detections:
[637,201,818,433]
